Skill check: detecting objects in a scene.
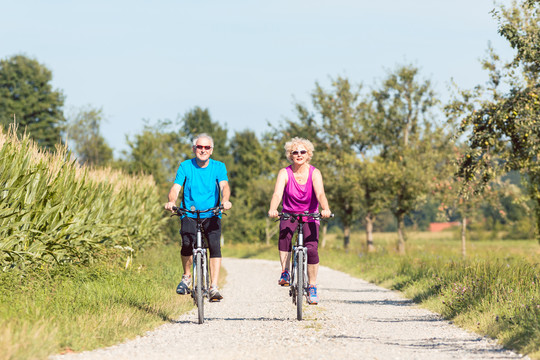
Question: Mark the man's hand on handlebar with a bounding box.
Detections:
[221,201,232,210]
[164,202,176,212]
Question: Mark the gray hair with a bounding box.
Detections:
[192,133,214,148]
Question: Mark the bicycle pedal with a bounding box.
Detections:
[209,298,221,303]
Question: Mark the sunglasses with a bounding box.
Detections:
[291,150,307,156]
[195,145,212,150]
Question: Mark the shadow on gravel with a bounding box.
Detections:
[204,317,289,322]
[322,287,388,293]
[327,335,514,358]
[123,298,177,322]
[326,299,413,306]
[368,315,442,323]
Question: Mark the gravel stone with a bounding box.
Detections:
[51,257,530,360]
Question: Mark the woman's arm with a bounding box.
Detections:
[312,168,331,218]
[268,168,288,217]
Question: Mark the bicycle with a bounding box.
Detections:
[277,211,333,320]
[172,205,223,324]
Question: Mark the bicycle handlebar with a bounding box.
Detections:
[277,212,334,222]
[171,205,223,217]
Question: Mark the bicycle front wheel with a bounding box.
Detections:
[296,250,304,321]
[195,252,204,324]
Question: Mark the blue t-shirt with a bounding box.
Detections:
[174,158,228,218]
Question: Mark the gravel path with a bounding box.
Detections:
[52,257,529,360]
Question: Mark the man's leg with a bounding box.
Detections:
[177,217,196,295]
[182,255,193,276]
[209,257,221,287]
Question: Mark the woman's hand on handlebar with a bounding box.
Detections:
[320,209,332,218]
[268,209,279,218]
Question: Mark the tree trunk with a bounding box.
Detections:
[397,214,406,255]
[343,225,350,249]
[321,223,328,248]
[365,213,375,252]
[461,217,467,258]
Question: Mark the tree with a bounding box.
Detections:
[447,0,540,241]
[124,119,189,199]
[274,77,373,248]
[179,106,229,161]
[65,105,113,167]
[0,54,65,149]
[310,77,374,248]
[358,157,397,252]
[372,65,451,254]
[225,130,276,243]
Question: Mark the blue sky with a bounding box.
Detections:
[2,0,514,154]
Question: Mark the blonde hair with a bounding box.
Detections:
[284,137,314,163]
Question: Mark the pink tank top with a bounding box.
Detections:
[282,165,319,216]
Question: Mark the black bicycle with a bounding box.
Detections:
[278,211,333,320]
[172,205,222,324]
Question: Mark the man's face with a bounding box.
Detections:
[193,137,213,162]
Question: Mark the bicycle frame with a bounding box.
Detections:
[172,205,222,324]
[279,212,322,321]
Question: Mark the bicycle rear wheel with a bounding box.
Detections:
[296,250,304,320]
[195,252,204,324]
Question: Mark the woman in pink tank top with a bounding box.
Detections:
[268,137,332,305]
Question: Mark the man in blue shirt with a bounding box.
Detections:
[165,133,232,301]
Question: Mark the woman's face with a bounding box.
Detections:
[290,144,309,165]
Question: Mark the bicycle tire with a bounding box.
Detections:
[196,252,204,324]
[296,250,304,320]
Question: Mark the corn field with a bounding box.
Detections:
[0,126,166,270]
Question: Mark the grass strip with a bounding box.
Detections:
[0,243,190,360]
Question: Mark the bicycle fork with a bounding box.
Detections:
[290,245,308,301]
[191,227,209,303]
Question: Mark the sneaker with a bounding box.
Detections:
[307,285,318,305]
[209,286,223,302]
[176,275,191,295]
[278,269,290,286]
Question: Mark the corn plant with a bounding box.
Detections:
[0,126,166,270]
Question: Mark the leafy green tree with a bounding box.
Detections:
[65,105,113,167]
[447,0,540,241]
[124,120,189,199]
[310,77,374,248]
[359,158,397,252]
[223,130,276,243]
[229,130,273,191]
[373,65,450,254]
[179,106,229,161]
[0,54,65,149]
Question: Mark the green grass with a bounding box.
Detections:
[0,243,192,360]
[223,230,540,359]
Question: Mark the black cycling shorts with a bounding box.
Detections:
[180,216,222,258]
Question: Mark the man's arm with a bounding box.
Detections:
[164,183,182,212]
[219,180,232,210]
